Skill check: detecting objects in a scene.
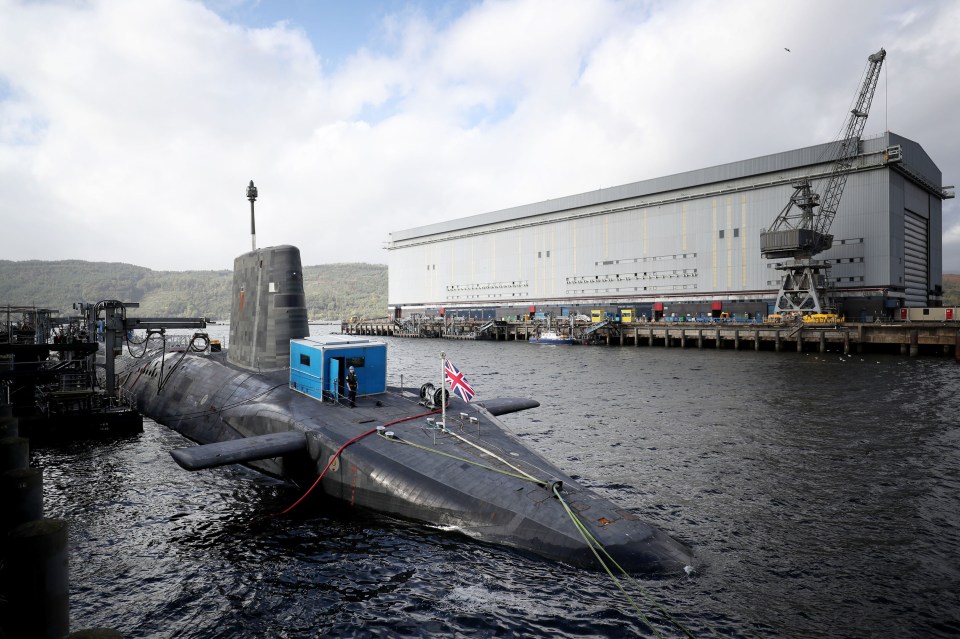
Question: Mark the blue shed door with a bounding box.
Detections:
[329,358,340,399]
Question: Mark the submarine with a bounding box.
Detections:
[119,244,693,575]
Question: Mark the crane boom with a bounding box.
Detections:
[761,48,886,317]
[813,48,886,242]
[761,48,886,261]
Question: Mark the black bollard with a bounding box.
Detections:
[0,416,18,438]
[2,518,70,639]
[1,467,44,533]
[0,436,29,473]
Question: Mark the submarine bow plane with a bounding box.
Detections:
[120,245,693,575]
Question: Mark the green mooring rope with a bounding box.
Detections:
[553,484,698,639]
[378,425,697,637]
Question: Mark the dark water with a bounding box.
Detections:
[31,326,960,638]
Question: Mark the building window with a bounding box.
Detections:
[719,229,725,239]
[546,250,551,258]
[733,228,739,238]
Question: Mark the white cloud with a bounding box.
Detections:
[0,0,957,273]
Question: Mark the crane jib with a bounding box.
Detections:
[763,48,885,315]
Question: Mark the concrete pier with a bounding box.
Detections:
[343,319,960,360]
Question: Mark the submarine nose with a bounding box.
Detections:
[591,524,695,577]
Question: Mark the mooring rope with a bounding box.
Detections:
[553,484,698,639]
[385,434,547,486]
[439,425,542,483]
[376,422,698,637]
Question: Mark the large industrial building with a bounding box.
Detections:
[386,132,952,322]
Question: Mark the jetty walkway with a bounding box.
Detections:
[342,317,960,359]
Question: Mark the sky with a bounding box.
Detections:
[1,0,958,272]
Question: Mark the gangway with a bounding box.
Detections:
[476,320,496,335]
[582,320,611,336]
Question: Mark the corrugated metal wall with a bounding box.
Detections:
[387,133,944,310]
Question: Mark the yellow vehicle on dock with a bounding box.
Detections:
[802,313,843,324]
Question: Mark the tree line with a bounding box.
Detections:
[0,259,388,321]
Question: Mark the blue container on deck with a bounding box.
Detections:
[289,335,387,401]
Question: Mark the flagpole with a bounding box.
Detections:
[440,350,446,429]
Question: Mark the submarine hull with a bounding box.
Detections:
[122,350,693,575]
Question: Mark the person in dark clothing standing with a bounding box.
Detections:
[346,366,358,408]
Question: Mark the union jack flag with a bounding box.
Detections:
[444,358,476,402]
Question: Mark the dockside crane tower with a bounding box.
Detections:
[760,48,886,316]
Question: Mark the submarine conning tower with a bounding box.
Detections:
[228,245,310,371]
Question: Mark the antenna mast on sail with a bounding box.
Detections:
[246,180,258,251]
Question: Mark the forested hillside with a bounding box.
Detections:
[3,258,955,319]
[0,260,387,321]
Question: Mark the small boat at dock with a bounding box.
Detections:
[529,330,575,345]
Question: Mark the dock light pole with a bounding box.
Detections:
[247,180,258,251]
